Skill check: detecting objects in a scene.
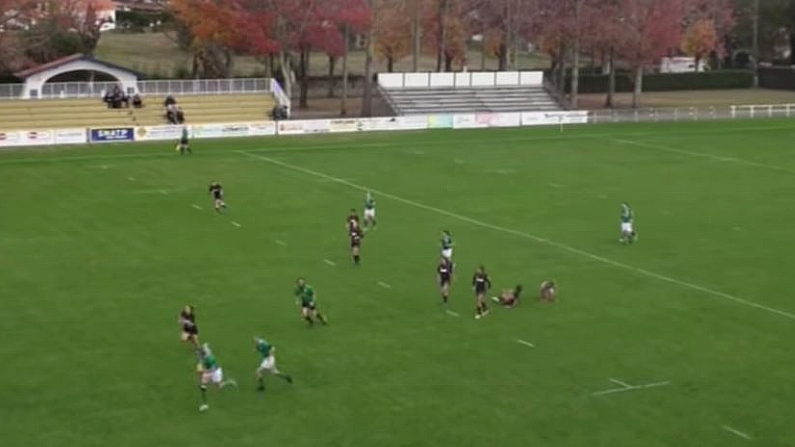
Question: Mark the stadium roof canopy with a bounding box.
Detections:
[14,54,143,99]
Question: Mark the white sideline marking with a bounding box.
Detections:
[159,189,168,195]
[88,164,109,169]
[609,378,631,388]
[191,204,202,210]
[615,138,795,175]
[127,176,136,181]
[722,425,752,440]
[275,239,287,246]
[548,182,563,188]
[592,380,670,396]
[237,150,795,322]
[445,309,460,317]
[515,339,535,348]
[413,150,425,155]
[377,281,391,289]
[2,122,793,166]
[454,159,464,164]
[231,221,242,228]
[323,259,336,266]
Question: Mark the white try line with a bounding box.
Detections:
[2,122,794,166]
[615,138,795,176]
[191,204,203,210]
[445,309,460,317]
[722,425,752,440]
[127,176,136,181]
[377,281,391,289]
[237,150,795,322]
[323,259,336,266]
[515,339,535,348]
[274,239,287,246]
[592,379,670,396]
[231,221,242,228]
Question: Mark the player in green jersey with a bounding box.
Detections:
[295,278,327,326]
[196,343,237,411]
[363,192,376,230]
[619,202,637,244]
[441,230,454,260]
[254,337,293,391]
[176,126,192,154]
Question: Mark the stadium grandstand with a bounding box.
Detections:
[0,54,283,132]
[377,71,563,115]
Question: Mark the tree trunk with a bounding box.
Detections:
[278,51,293,100]
[480,38,487,70]
[557,42,566,97]
[445,52,453,72]
[412,0,421,71]
[327,55,336,98]
[361,0,376,117]
[387,55,394,72]
[437,0,449,72]
[752,0,760,87]
[497,42,508,71]
[694,55,701,72]
[299,47,310,109]
[570,0,581,108]
[341,24,350,116]
[632,65,643,109]
[606,47,616,108]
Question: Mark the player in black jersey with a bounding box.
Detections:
[347,209,360,232]
[436,256,454,304]
[208,182,227,213]
[350,226,363,265]
[179,305,199,348]
[491,285,523,308]
[472,266,492,319]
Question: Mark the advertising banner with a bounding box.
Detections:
[453,114,488,129]
[135,125,183,142]
[0,131,22,148]
[478,112,522,128]
[55,128,87,145]
[90,127,134,143]
[398,116,429,130]
[277,120,331,135]
[249,121,277,136]
[427,114,454,129]
[521,111,589,126]
[358,117,401,132]
[329,119,361,133]
[220,123,250,137]
[20,130,54,146]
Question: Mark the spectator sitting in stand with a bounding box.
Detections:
[132,94,143,108]
[175,106,185,124]
[164,95,176,108]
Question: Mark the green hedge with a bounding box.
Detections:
[560,70,754,93]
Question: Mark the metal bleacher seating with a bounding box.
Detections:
[0,94,277,131]
[378,71,563,116]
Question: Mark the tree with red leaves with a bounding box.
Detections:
[681,0,735,69]
[615,0,686,108]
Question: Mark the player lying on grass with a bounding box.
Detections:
[539,280,557,302]
[491,285,523,308]
[179,305,199,348]
[254,337,293,391]
[295,278,328,326]
[197,343,237,411]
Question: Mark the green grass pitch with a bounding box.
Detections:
[2,120,795,447]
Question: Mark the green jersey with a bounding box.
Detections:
[441,234,453,250]
[256,339,273,358]
[295,284,315,306]
[365,195,376,210]
[202,353,218,371]
[621,205,634,223]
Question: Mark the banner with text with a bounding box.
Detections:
[329,119,362,133]
[90,127,134,143]
[427,114,454,129]
[20,130,55,146]
[55,129,87,145]
[0,131,22,148]
[277,120,331,135]
[249,121,277,136]
[521,111,589,126]
[135,125,183,142]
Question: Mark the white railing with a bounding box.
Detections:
[0,78,272,99]
[590,104,795,124]
[378,71,544,89]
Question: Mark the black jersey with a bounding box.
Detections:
[180,310,198,334]
[350,228,363,247]
[472,272,492,293]
[209,183,223,200]
[437,260,454,284]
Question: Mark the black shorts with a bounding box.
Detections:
[302,303,316,311]
[439,276,451,286]
[351,241,360,248]
[183,325,198,335]
[474,286,488,296]
[180,138,189,145]
[213,193,222,200]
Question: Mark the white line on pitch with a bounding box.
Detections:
[159,189,168,195]
[323,259,336,266]
[445,309,460,317]
[592,381,670,396]
[615,138,795,175]
[274,239,287,246]
[515,339,535,348]
[191,204,202,210]
[722,425,752,440]
[609,378,632,388]
[548,182,563,188]
[231,221,242,228]
[127,176,136,181]
[377,281,391,289]
[237,150,795,322]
